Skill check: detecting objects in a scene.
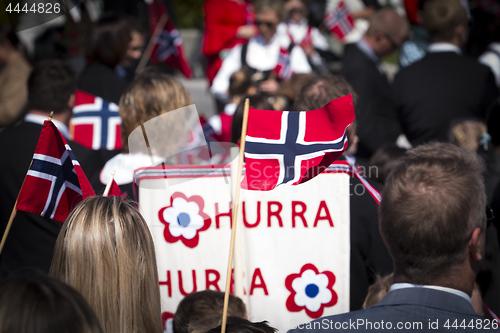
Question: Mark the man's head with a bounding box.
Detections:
[27,60,76,115]
[120,18,145,68]
[380,143,486,287]
[423,0,468,46]
[254,0,284,42]
[173,290,247,333]
[364,9,409,58]
[294,75,359,155]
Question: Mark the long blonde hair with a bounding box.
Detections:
[51,196,162,333]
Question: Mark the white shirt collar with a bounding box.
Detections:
[428,43,462,54]
[24,113,70,139]
[390,283,472,305]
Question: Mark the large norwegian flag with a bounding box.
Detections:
[16,121,95,223]
[323,2,354,41]
[71,90,122,150]
[274,47,293,81]
[147,1,192,78]
[242,95,355,191]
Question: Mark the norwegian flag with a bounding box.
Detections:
[108,179,123,198]
[242,95,355,191]
[274,47,293,81]
[16,121,95,223]
[323,2,354,41]
[147,1,192,78]
[71,90,122,150]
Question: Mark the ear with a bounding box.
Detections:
[469,227,483,262]
[67,93,75,109]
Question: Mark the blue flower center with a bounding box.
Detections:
[305,284,319,298]
[177,212,191,227]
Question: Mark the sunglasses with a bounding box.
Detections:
[486,206,495,228]
[255,20,276,28]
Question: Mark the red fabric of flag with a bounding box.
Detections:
[242,95,355,191]
[109,179,123,198]
[147,1,192,78]
[16,121,95,222]
[323,2,354,41]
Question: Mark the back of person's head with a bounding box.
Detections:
[449,119,488,151]
[362,273,394,309]
[0,270,103,333]
[423,0,467,42]
[229,71,252,100]
[365,9,409,47]
[369,144,407,185]
[87,13,135,67]
[174,290,247,333]
[379,142,486,284]
[294,74,358,111]
[51,196,162,333]
[231,94,274,144]
[254,0,286,21]
[27,59,76,114]
[278,73,316,108]
[119,70,194,153]
[189,316,275,333]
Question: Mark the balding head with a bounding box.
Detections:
[364,9,409,58]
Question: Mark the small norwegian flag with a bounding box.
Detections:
[147,1,192,78]
[242,95,355,191]
[71,90,122,150]
[274,47,293,81]
[323,2,354,41]
[16,120,95,222]
[108,179,123,198]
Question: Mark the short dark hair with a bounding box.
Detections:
[27,60,76,114]
[86,14,136,67]
[174,290,247,333]
[423,0,467,42]
[205,317,276,333]
[294,75,358,111]
[368,144,407,185]
[379,142,485,284]
[0,270,103,333]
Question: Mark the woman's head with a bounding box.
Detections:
[51,196,162,333]
[254,0,285,42]
[119,70,194,153]
[0,270,103,333]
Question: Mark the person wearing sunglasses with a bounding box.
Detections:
[340,8,408,165]
[211,0,312,99]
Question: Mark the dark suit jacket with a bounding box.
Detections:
[394,52,499,146]
[348,172,392,311]
[78,61,129,104]
[289,288,487,333]
[340,43,402,160]
[0,121,103,273]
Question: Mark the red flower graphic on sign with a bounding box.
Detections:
[285,263,338,318]
[158,192,211,248]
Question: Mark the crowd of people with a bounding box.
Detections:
[0,0,500,331]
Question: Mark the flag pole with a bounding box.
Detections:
[103,171,116,197]
[136,13,169,73]
[0,112,54,255]
[221,98,250,333]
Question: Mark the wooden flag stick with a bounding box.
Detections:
[136,13,169,73]
[48,111,54,122]
[0,199,18,255]
[221,98,250,333]
[103,171,116,197]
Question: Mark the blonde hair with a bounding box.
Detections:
[254,0,285,22]
[51,196,162,333]
[362,273,393,309]
[119,70,194,153]
[449,119,487,151]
